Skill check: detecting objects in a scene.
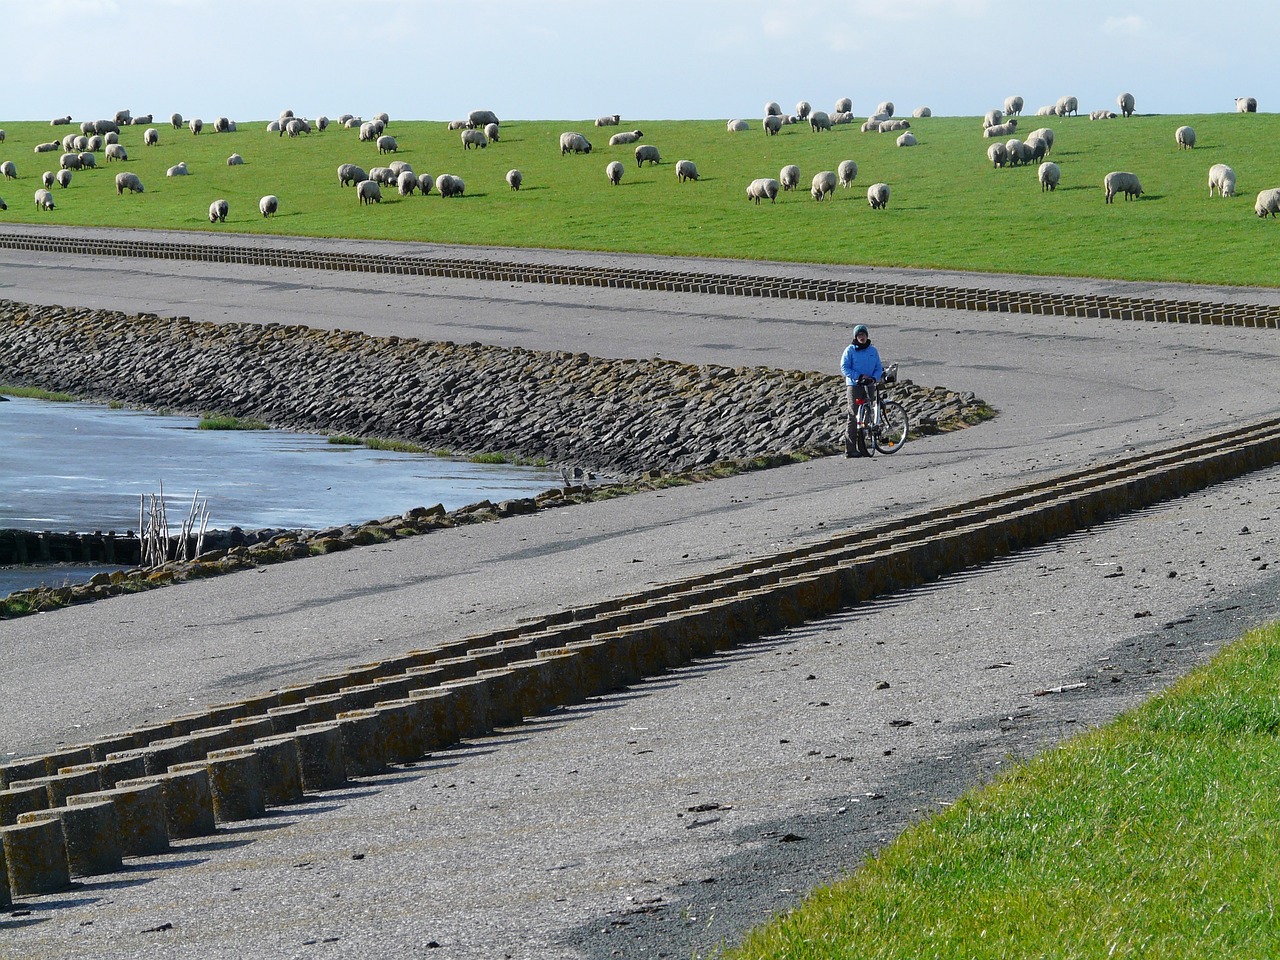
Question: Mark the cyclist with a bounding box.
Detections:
[840,323,884,458]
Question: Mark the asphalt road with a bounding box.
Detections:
[2,227,1279,959]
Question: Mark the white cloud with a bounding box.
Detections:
[1103,14,1146,36]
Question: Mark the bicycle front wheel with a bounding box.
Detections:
[874,401,909,454]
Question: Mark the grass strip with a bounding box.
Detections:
[197,413,270,430]
[0,384,76,402]
[729,622,1280,960]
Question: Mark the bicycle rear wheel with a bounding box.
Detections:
[874,401,909,454]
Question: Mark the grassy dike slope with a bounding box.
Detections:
[2,112,1278,285]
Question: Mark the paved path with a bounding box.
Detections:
[2,228,1279,959]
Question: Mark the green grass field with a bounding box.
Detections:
[2,112,1277,286]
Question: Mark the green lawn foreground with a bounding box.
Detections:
[727,621,1280,960]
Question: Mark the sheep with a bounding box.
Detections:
[779,164,800,191]
[356,179,382,204]
[746,178,780,204]
[316,116,329,132]
[1,161,16,179]
[215,116,234,133]
[1004,95,1024,116]
[266,120,282,133]
[93,119,119,135]
[1117,92,1135,117]
[78,152,95,169]
[675,159,698,182]
[369,166,397,186]
[506,168,522,190]
[259,194,278,217]
[808,111,832,132]
[912,106,932,118]
[634,144,660,167]
[484,122,500,142]
[378,134,400,153]
[1055,95,1078,116]
[837,159,858,187]
[1038,161,1061,192]
[388,160,413,176]
[559,132,592,155]
[867,182,890,209]
[59,152,82,171]
[1005,139,1031,166]
[338,163,367,187]
[55,169,71,189]
[1089,110,1116,120]
[114,171,144,194]
[983,119,1017,138]
[831,112,855,125]
[987,142,1008,168]
[1028,127,1054,153]
[1103,171,1143,203]
[105,143,127,162]
[608,130,644,146]
[763,115,783,135]
[469,109,499,127]
[34,188,56,210]
[606,160,624,185]
[284,118,309,137]
[447,119,469,131]
[461,129,487,150]
[1237,97,1258,113]
[896,131,917,147]
[61,133,77,152]
[170,112,183,129]
[795,100,811,119]
[397,170,420,195]
[595,114,621,127]
[835,97,853,114]
[166,161,188,176]
[78,135,94,151]
[41,170,55,187]
[227,153,244,166]
[810,170,837,200]
[189,118,203,135]
[51,115,72,125]
[437,173,465,197]
[143,127,159,146]
[1254,187,1280,217]
[104,132,118,145]
[875,100,895,117]
[1175,125,1195,149]
[726,119,750,132]
[114,109,131,125]
[982,108,1003,128]
[417,173,434,196]
[132,114,152,125]
[359,121,378,142]
[879,119,910,132]
[375,112,390,126]
[764,101,782,116]
[208,199,229,223]
[1208,163,1236,198]
[343,117,363,129]
[34,141,60,153]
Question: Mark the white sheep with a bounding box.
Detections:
[228,153,244,166]
[170,112,183,129]
[356,180,382,204]
[810,170,837,201]
[114,171,143,194]
[746,178,780,204]
[388,160,412,176]
[144,127,158,146]
[50,115,72,125]
[316,116,329,132]
[1237,97,1258,113]
[795,101,811,119]
[1055,96,1078,116]
[397,170,419,195]
[608,130,644,147]
[1004,95,1024,116]
[484,122,500,142]
[595,114,621,127]
[764,101,782,117]
[216,116,235,133]
[1117,92,1135,117]
[34,188,56,210]
[831,112,854,125]
[506,168,522,190]
[867,182,890,209]
[1254,187,1280,217]
[104,132,118,145]
[1005,139,1030,166]
[166,161,188,176]
[189,118,203,135]
[896,131,917,147]
[41,170,55,187]
[34,141,60,153]
[1028,127,1054,153]
[418,173,434,197]
[1103,171,1143,203]
[447,120,469,131]
[266,120,282,133]
[763,115,783,135]
[675,159,698,182]
[987,142,1008,168]
[606,160,624,185]
[1,160,17,179]
[1038,161,1061,192]
[779,164,800,191]
[359,121,378,142]
[114,109,131,125]
[75,135,91,151]
[1208,164,1236,198]
[105,143,127,162]
[469,109,499,127]
[337,163,367,187]
[559,132,592,155]
[208,199,229,223]
[838,159,858,187]
[982,108,1003,129]
[259,194,278,217]
[1035,104,1056,117]
[634,144,660,167]
[369,166,397,185]
[437,174,465,197]
[78,152,95,169]
[834,97,853,114]
[912,106,932,118]
[59,152,82,170]
[1024,136,1048,163]
[808,111,832,132]
[61,132,78,150]
[1089,110,1117,121]
[459,129,487,150]
[375,112,390,126]
[726,119,750,132]
[983,119,1018,138]
[378,134,399,153]
[55,169,71,188]
[284,118,308,137]
[875,101,895,117]
[1175,125,1195,149]
[132,114,152,125]
[879,119,911,132]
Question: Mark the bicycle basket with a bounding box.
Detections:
[883,363,898,384]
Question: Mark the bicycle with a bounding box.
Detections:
[854,363,909,456]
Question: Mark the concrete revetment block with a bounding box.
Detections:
[20,801,122,877]
[117,768,216,840]
[169,752,265,823]
[0,784,50,827]
[259,725,346,792]
[1,817,70,896]
[68,783,169,857]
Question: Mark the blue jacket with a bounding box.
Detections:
[841,341,884,384]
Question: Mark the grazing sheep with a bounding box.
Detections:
[143,127,159,146]
[1004,95,1024,116]
[559,132,592,155]
[1038,161,1061,192]
[114,109,131,125]
[51,115,72,125]
[369,166,397,186]
[34,141,60,153]
[437,174,465,198]
[189,118,203,135]
[84,135,100,151]
[606,160,624,185]
[1208,163,1236,198]
[1089,110,1117,120]
[1028,127,1054,153]
[808,110,832,132]
[78,152,95,169]
[833,160,856,188]
[867,182,890,209]
[726,119,750,132]
[342,117,362,129]
[170,112,183,129]
[59,152,82,170]
[983,119,1018,138]
[338,163,368,186]
[810,170,837,201]
[779,164,800,191]
[1237,97,1258,113]
[987,142,1008,168]
[1055,96,1078,116]
[417,174,434,196]
[61,133,76,152]
[284,118,308,137]
[105,143,127,162]
[912,106,932,118]
[795,100,811,119]
[41,170,54,187]
[1023,135,1048,162]
[215,116,233,133]
[1103,171,1143,203]
[396,170,419,195]
[469,109,499,127]
[259,194,278,217]
[595,114,621,127]
[1175,125,1195,149]
[104,132,118,144]
[1254,187,1280,217]
[896,131,917,147]
[316,116,329,132]
[208,199,229,223]
[166,161,188,176]
[746,178,780,204]
[356,179,382,204]
[1,160,17,179]
[461,129,487,150]
[388,160,413,176]
[875,101,895,117]
[764,101,782,117]
[55,169,71,188]
[506,168,522,190]
[1005,139,1031,166]
[375,112,390,126]
[1117,92,1135,117]
[227,153,244,166]
[114,171,144,194]
[634,144,660,167]
[378,134,400,153]
[447,119,469,131]
[763,115,783,135]
[359,121,378,142]
[835,97,853,114]
[484,122,500,142]
[93,120,120,135]
[34,188,56,210]
[982,109,1003,128]
[675,159,698,182]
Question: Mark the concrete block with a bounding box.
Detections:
[327,711,387,777]
[0,784,50,827]
[117,768,216,840]
[10,768,101,808]
[1,817,70,896]
[68,783,169,857]
[438,677,493,739]
[472,670,525,727]
[20,800,121,878]
[406,688,459,750]
[0,757,47,790]
[85,733,137,763]
[370,699,429,765]
[259,724,346,792]
[210,739,302,806]
[170,752,265,823]
[40,746,94,776]
[265,703,313,733]
[132,736,198,775]
[228,716,275,744]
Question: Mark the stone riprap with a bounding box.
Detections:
[0,299,983,478]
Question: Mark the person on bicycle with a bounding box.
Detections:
[840,323,884,457]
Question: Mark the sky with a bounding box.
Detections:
[10,0,1278,123]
